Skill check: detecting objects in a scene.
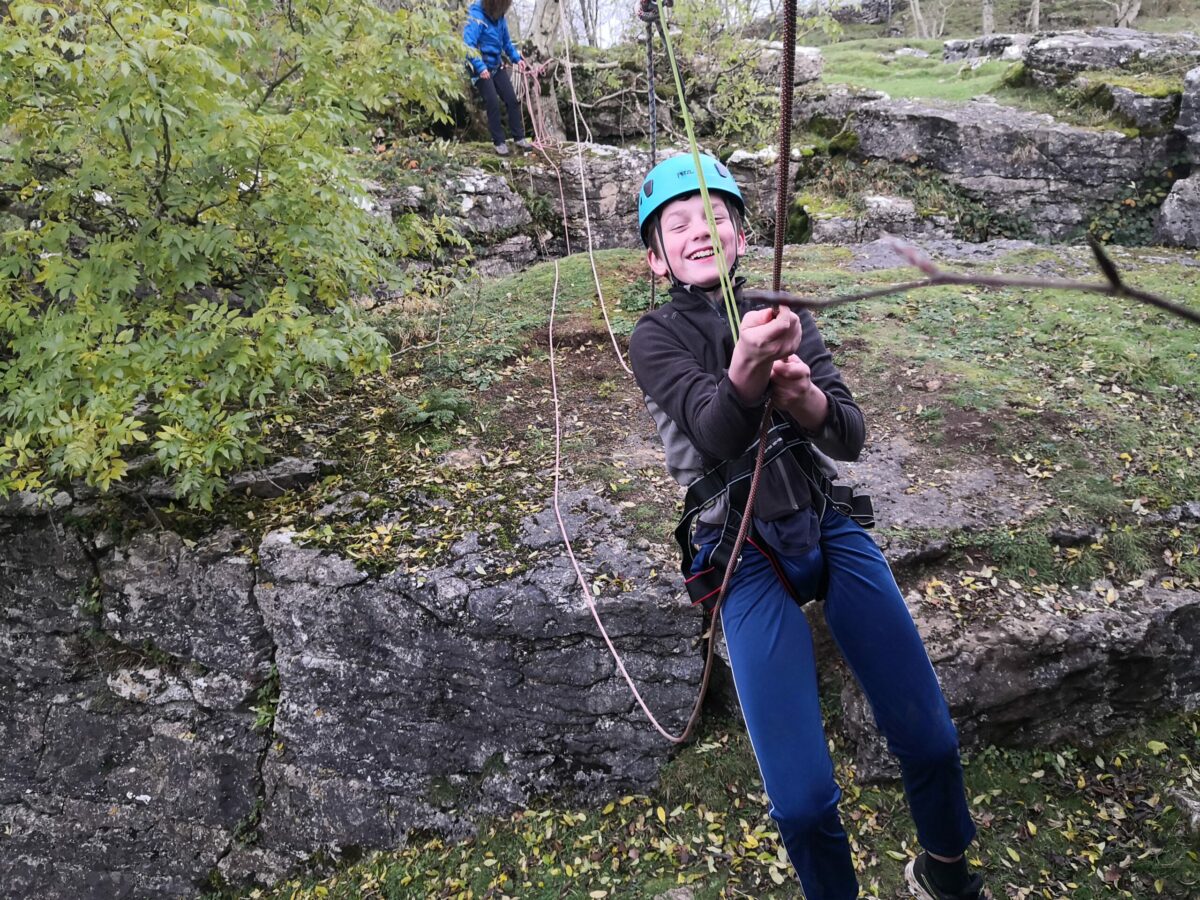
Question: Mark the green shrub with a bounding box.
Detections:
[0,0,463,508]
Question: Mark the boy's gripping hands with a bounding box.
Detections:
[729,306,801,402]
[728,307,829,431]
[771,354,829,431]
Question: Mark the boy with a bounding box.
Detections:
[627,153,989,900]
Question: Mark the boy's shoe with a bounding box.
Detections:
[905,853,990,900]
[494,143,509,156]
[514,138,533,151]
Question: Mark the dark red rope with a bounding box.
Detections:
[772,0,798,292]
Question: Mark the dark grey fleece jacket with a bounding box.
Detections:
[628,280,865,534]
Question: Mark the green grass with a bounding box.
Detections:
[821,38,1013,102]
[743,244,1200,586]
[816,33,1191,132]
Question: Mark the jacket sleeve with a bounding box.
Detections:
[629,313,765,465]
[794,309,865,461]
[463,12,486,75]
[501,19,521,63]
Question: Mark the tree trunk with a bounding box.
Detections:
[529,0,567,141]
[1026,0,1040,31]
[1114,0,1142,27]
[578,0,599,47]
[909,0,929,38]
[982,0,995,35]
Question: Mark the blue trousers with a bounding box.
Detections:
[699,506,976,899]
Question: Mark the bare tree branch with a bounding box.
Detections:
[743,237,1200,326]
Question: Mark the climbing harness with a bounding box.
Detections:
[674,416,874,613]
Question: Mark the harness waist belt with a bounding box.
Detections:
[673,418,874,613]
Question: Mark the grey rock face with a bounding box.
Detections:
[809,194,953,244]
[1178,66,1200,162]
[1,485,700,895]
[1106,85,1178,132]
[227,457,333,499]
[1155,174,1200,248]
[250,491,698,854]
[725,146,803,244]
[100,528,271,690]
[527,143,651,249]
[844,97,1178,239]
[448,169,533,238]
[935,586,1200,746]
[1156,68,1200,248]
[844,583,1200,782]
[943,33,1030,63]
[474,234,540,278]
[1024,29,1200,88]
[0,518,266,898]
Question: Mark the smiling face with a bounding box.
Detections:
[646,192,746,289]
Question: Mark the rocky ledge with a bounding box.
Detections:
[3,424,1199,895]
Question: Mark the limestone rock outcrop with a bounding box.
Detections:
[1,489,699,896]
[1156,66,1200,247]
[1023,28,1200,88]
[796,90,1184,240]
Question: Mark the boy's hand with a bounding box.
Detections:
[737,307,801,365]
[728,307,801,404]
[772,354,828,430]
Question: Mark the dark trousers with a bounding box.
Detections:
[696,505,977,899]
[474,67,524,145]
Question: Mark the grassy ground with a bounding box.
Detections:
[197,241,1200,899]
[175,243,1200,588]
[140,243,1198,592]
[828,0,1200,40]
[819,39,1014,103]
[95,236,1195,578]
[816,30,1193,133]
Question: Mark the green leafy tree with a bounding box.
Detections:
[0,0,462,508]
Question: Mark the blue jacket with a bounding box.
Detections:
[463,1,522,78]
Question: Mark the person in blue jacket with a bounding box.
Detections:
[463,0,531,156]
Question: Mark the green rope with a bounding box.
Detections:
[655,0,741,340]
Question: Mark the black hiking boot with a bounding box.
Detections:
[905,852,991,900]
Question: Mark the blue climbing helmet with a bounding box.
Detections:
[637,153,745,248]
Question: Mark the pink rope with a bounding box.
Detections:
[548,260,688,742]
[555,9,632,376]
[517,62,572,256]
